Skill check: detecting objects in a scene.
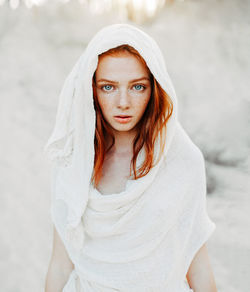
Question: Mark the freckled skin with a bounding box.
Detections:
[95,54,152,135]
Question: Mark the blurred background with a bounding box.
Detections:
[0,0,249,291]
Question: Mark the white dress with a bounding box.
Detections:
[50,123,216,292]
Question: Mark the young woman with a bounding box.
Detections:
[44,24,217,292]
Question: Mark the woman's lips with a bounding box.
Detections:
[114,115,132,124]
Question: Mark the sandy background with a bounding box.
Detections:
[0,0,249,291]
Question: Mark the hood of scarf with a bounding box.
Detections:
[44,23,178,251]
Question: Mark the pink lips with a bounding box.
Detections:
[114,115,132,124]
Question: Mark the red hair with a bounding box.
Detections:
[91,44,173,187]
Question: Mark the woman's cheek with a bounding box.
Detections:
[97,96,114,118]
[135,95,151,112]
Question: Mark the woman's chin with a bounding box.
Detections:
[110,123,137,134]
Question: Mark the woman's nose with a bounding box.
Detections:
[117,88,130,109]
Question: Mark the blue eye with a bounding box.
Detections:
[133,84,145,91]
[102,85,113,91]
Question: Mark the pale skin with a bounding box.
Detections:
[45,52,217,292]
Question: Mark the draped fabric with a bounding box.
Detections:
[44,23,216,292]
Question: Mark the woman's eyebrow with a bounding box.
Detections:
[96,77,150,84]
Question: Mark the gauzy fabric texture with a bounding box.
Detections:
[44,23,216,292]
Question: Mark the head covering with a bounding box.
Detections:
[44,23,216,292]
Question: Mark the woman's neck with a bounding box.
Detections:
[109,128,137,156]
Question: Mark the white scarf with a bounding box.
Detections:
[44,23,216,292]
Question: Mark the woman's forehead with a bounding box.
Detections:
[95,55,150,82]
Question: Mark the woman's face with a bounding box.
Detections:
[94,53,152,134]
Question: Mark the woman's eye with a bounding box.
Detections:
[133,84,145,91]
[102,85,113,91]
